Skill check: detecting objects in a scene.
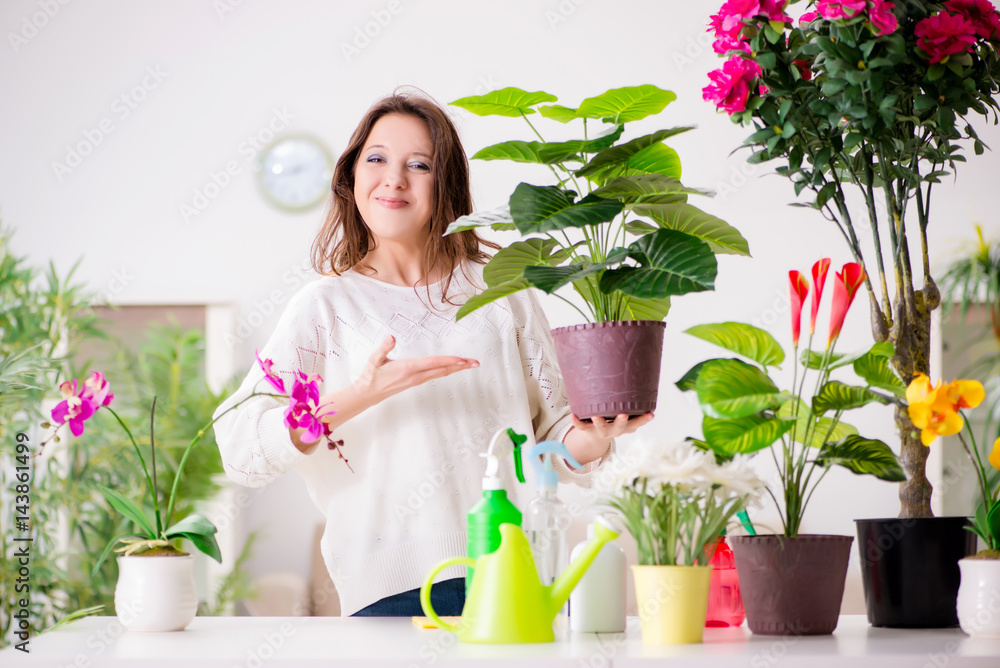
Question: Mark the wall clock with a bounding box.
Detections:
[256,134,335,212]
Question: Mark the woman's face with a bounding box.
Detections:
[353,113,435,249]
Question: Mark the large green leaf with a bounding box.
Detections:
[509,184,623,234]
[97,484,156,539]
[619,295,671,321]
[523,248,627,294]
[445,205,515,235]
[575,85,677,124]
[576,128,691,181]
[483,238,568,287]
[537,104,580,123]
[812,381,890,413]
[599,229,717,298]
[703,414,797,455]
[685,322,784,368]
[456,282,528,321]
[853,351,906,397]
[800,341,893,371]
[164,513,217,537]
[634,202,750,256]
[536,126,626,163]
[593,174,709,204]
[777,398,859,448]
[695,358,784,419]
[814,435,905,481]
[174,531,222,563]
[472,140,544,163]
[676,359,738,392]
[450,87,557,117]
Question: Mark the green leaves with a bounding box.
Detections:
[166,513,221,563]
[576,128,690,182]
[509,184,623,234]
[593,174,706,204]
[815,435,905,482]
[450,87,557,116]
[600,229,717,299]
[633,203,750,256]
[457,238,569,320]
[853,350,905,397]
[685,322,784,368]
[694,358,784,419]
[812,381,890,413]
[575,85,677,124]
[703,414,796,455]
[444,205,515,235]
[97,484,156,539]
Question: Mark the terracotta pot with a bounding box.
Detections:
[632,564,712,644]
[115,555,197,632]
[550,320,665,420]
[957,557,1000,637]
[855,517,975,628]
[730,534,852,635]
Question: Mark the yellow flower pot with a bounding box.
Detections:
[632,564,712,644]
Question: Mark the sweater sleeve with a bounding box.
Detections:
[212,285,322,488]
[512,290,613,487]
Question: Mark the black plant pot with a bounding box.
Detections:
[855,517,976,628]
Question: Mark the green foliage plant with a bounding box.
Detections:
[703,0,1000,518]
[445,85,751,322]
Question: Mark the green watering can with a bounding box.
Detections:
[420,519,619,643]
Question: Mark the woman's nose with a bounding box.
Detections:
[383,166,406,188]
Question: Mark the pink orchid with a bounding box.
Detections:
[284,401,325,444]
[703,56,764,115]
[81,371,114,407]
[789,271,810,347]
[868,0,899,36]
[256,350,286,394]
[290,372,322,407]
[916,11,979,63]
[944,0,1000,40]
[828,263,866,346]
[817,0,867,20]
[810,258,831,335]
[51,379,99,437]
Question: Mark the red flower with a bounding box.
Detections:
[703,56,764,115]
[789,271,809,347]
[944,0,1000,40]
[915,11,979,63]
[51,379,99,437]
[793,59,813,80]
[868,0,899,36]
[828,262,866,345]
[810,258,830,334]
[817,0,866,20]
[800,10,819,24]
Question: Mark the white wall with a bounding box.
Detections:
[4,0,1000,608]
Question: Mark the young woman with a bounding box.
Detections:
[213,91,654,617]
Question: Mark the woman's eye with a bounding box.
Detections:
[410,162,430,171]
[366,155,384,163]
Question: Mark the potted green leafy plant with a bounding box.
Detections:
[446,85,750,420]
[40,355,350,632]
[678,258,905,635]
[702,0,1000,629]
[598,437,763,644]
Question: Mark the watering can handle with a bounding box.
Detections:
[420,556,475,633]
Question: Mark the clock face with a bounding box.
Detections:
[257,135,334,212]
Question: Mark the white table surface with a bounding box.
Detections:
[2,615,998,667]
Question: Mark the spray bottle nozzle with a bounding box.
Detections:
[481,427,529,490]
[529,440,583,490]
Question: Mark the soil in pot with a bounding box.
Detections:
[730,534,853,636]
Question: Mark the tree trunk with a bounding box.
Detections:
[885,286,937,519]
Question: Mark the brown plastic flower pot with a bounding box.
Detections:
[550,320,665,421]
[730,534,853,635]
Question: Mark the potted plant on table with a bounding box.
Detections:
[40,355,350,632]
[446,85,750,419]
[678,259,906,635]
[597,438,764,644]
[702,0,1000,627]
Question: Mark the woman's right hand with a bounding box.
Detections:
[354,334,479,404]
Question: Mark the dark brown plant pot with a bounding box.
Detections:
[730,534,853,636]
[550,320,665,421]
[855,517,976,628]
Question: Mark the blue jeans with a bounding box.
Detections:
[351,577,466,617]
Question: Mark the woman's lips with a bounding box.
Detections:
[376,198,408,209]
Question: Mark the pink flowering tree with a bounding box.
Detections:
[42,356,349,568]
[702,0,1000,519]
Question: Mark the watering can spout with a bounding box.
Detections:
[549,518,619,617]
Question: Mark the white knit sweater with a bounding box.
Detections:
[213,262,609,616]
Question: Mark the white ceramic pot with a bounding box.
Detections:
[957,558,1000,637]
[114,555,197,632]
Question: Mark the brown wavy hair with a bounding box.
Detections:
[311,89,498,300]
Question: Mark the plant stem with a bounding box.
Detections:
[104,406,160,535]
[149,396,161,535]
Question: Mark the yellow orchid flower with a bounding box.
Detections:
[990,438,1000,472]
[944,379,985,411]
[906,373,965,446]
